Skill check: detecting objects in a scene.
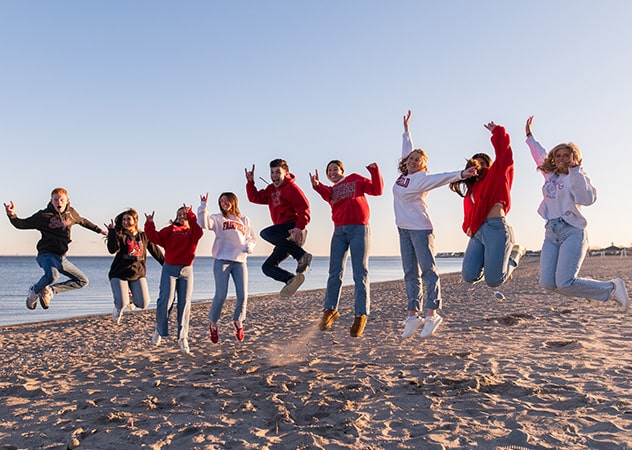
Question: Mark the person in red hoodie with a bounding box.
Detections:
[245,158,311,299]
[310,160,383,338]
[145,204,203,354]
[449,122,525,288]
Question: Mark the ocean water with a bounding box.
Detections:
[0,255,462,327]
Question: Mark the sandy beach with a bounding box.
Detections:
[1,256,631,449]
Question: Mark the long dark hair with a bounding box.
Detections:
[449,153,492,197]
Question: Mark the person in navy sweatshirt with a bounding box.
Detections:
[106,208,164,324]
[4,187,106,310]
[245,158,311,300]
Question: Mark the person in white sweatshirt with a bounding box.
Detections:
[525,116,628,312]
[198,192,257,343]
[395,110,478,340]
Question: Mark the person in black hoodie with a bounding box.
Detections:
[4,187,106,310]
[106,208,164,324]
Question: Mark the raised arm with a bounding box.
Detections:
[525,115,547,167]
[402,110,414,158]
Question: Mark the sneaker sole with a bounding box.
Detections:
[280,273,305,299]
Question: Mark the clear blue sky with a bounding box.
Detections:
[1,1,631,257]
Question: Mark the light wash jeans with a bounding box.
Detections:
[398,228,441,312]
[323,225,370,316]
[209,258,248,323]
[110,277,151,309]
[539,218,613,301]
[34,253,88,295]
[155,263,193,340]
[260,222,307,283]
[462,217,515,287]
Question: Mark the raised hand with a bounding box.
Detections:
[484,121,498,133]
[403,110,411,132]
[526,115,534,136]
[105,219,115,229]
[3,201,15,216]
[309,169,320,187]
[245,164,255,182]
[461,166,479,179]
[144,211,155,222]
[200,192,209,202]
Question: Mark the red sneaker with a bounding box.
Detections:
[209,323,219,343]
[233,321,245,342]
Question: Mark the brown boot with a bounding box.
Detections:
[318,308,340,331]
[350,315,367,337]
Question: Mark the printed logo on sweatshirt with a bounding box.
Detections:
[395,176,410,188]
[330,182,357,203]
[49,216,71,230]
[270,190,282,207]
[223,220,246,235]
[544,178,564,199]
[126,238,145,258]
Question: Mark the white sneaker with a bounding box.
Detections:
[39,286,54,309]
[179,338,190,354]
[509,244,526,266]
[112,307,122,324]
[280,273,305,299]
[611,279,630,312]
[152,329,162,346]
[420,314,443,338]
[401,316,424,339]
[26,286,38,310]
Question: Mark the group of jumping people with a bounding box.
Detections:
[4,112,629,354]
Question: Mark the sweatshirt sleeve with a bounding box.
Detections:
[312,181,332,203]
[197,200,214,230]
[246,181,269,205]
[568,166,598,206]
[364,164,384,196]
[7,213,38,230]
[490,125,513,168]
[73,209,105,235]
[144,220,162,246]
[402,131,414,158]
[147,239,165,266]
[106,229,120,254]
[187,209,204,242]
[526,135,547,168]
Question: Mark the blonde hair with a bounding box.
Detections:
[398,149,428,175]
[538,142,582,174]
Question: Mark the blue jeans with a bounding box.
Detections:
[260,222,306,283]
[110,277,151,309]
[539,218,612,301]
[34,253,88,295]
[323,225,370,316]
[209,259,248,323]
[398,228,441,312]
[462,217,515,287]
[155,264,193,340]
